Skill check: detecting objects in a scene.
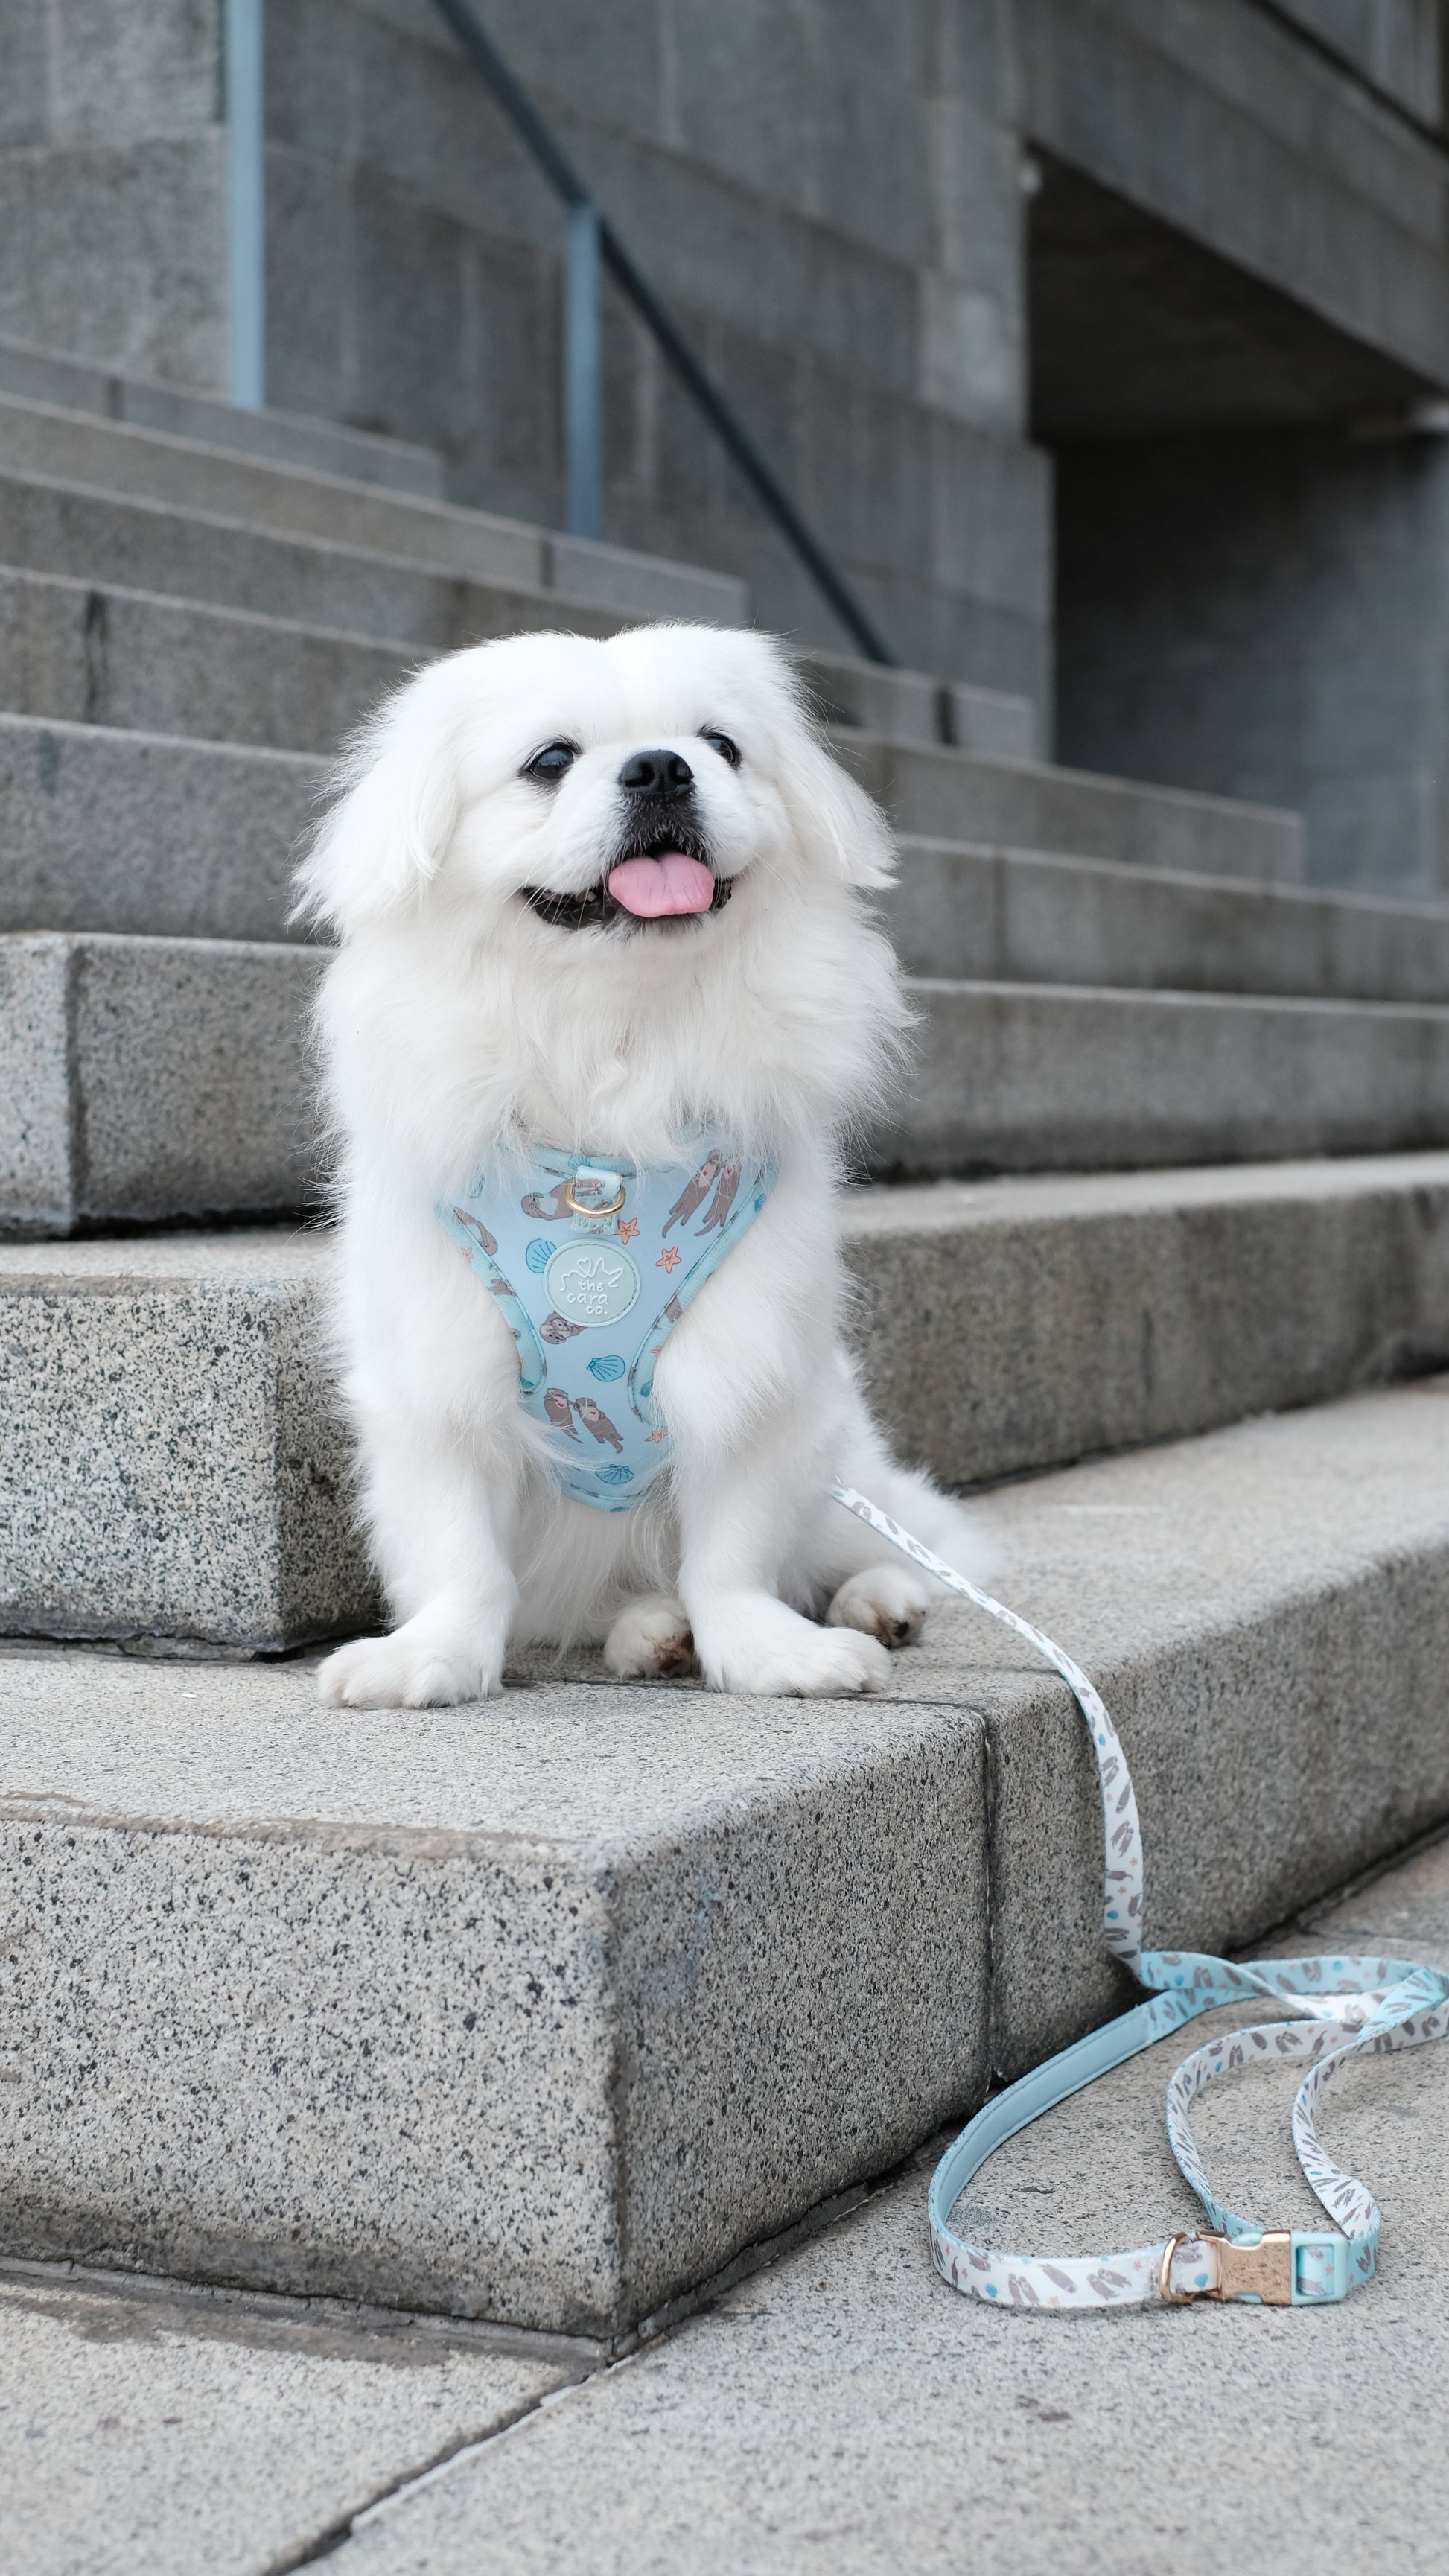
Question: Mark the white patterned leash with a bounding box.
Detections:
[832,1482,1449,2310]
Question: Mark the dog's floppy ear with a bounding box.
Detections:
[293,661,462,934]
[790,734,897,888]
[768,662,897,891]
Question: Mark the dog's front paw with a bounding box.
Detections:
[826,1564,930,1648]
[695,1595,890,1698]
[605,1594,696,1680]
[317,1623,503,1709]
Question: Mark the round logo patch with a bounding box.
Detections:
[542,1240,641,1331]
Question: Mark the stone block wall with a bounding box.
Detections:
[13,0,1449,880]
[1270,0,1444,122]
[258,0,1051,705]
[0,1,228,389]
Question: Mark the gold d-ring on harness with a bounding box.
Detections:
[563,1173,628,1219]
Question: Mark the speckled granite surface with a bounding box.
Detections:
[2,1378,1448,2336]
[0,932,324,1233]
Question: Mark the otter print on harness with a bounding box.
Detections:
[832,1482,1449,2312]
[441,1142,776,1510]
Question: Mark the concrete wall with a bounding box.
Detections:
[1055,427,1449,897]
[1016,0,1449,397]
[1020,1,1449,897]
[1270,0,1444,123]
[0,1,227,389]
[0,1,1054,703]
[258,0,1051,702]
[10,0,1449,869]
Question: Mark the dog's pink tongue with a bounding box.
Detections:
[607,853,716,917]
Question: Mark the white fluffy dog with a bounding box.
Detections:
[299,623,983,1708]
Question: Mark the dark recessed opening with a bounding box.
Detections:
[1028,152,1449,891]
[1028,152,1432,443]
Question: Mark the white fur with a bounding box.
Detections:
[301,623,988,1707]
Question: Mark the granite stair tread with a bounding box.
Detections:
[0,716,323,946]
[888,834,1449,1001]
[0,570,1039,767]
[838,731,1305,883]
[0,565,620,756]
[0,931,324,1235]
[4,1154,1448,1649]
[0,711,1419,998]
[0,331,448,500]
[12,925,1449,1229]
[0,394,745,624]
[885,977,1449,1172]
[4,1375,1448,2332]
[0,467,690,652]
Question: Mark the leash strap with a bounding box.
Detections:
[831,1482,1449,2310]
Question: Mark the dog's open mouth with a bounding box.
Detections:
[523,830,732,932]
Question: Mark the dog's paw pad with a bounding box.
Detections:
[605,1595,696,1681]
[826,1565,930,1649]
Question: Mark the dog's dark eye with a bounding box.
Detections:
[523,740,579,785]
[701,729,741,768]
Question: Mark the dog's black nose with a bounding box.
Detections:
[619,747,694,798]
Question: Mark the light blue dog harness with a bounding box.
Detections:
[440,1139,775,1510]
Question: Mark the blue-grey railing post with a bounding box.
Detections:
[564,203,602,541]
[224,0,267,408]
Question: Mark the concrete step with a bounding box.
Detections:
[0,716,319,944]
[0,398,745,627]
[0,934,322,1235]
[4,1156,1446,1651]
[0,570,494,759]
[0,719,1316,989]
[847,1152,1449,1487]
[0,409,1037,769]
[888,836,1449,1002]
[0,573,1037,769]
[0,1234,373,1656]
[798,653,1036,763]
[3,1375,1447,2331]
[0,331,448,500]
[882,979,1449,1173]
[9,920,1449,1233]
[840,734,1306,884]
[0,470,659,661]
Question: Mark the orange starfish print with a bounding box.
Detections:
[616,1216,640,1244]
[656,1244,682,1273]
[646,1427,669,1443]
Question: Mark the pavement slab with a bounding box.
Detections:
[0,2269,570,2576]
[328,1831,1449,2576]
[4,1697,1446,2575]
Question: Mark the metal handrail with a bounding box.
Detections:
[224,0,266,407]
[429,0,897,664]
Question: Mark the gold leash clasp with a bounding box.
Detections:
[1161,2229,1294,2305]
